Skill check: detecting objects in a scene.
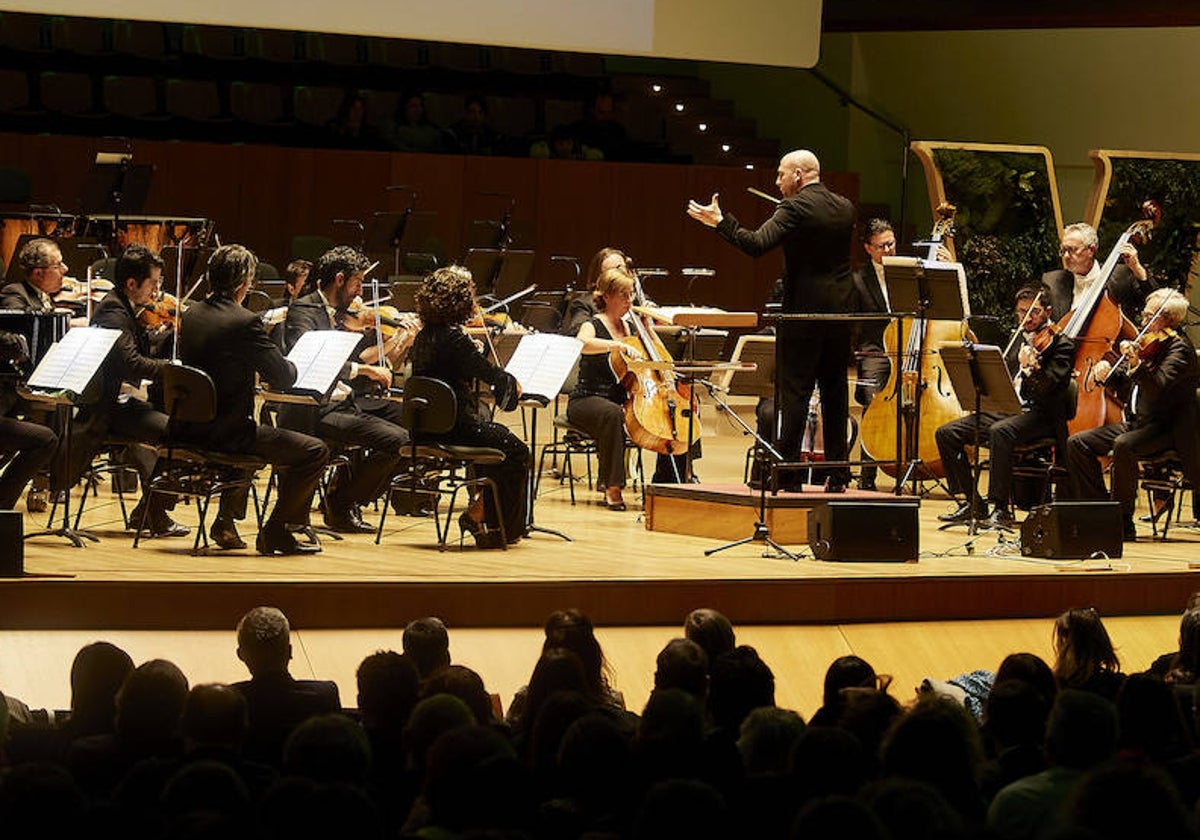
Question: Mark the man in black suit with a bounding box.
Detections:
[179,244,329,556]
[935,288,1077,531]
[72,244,190,538]
[280,246,412,532]
[850,218,896,491]
[0,238,67,313]
[1042,222,1155,325]
[1066,288,1200,541]
[231,606,341,767]
[689,149,856,490]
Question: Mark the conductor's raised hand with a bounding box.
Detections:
[687,193,723,228]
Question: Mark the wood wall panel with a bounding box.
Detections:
[0,133,858,316]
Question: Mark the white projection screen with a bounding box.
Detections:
[0,0,823,68]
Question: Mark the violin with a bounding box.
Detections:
[1128,328,1176,369]
[137,291,182,333]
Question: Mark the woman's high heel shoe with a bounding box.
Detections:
[1139,498,1172,524]
[458,511,505,549]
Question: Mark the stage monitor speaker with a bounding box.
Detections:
[0,510,23,576]
[1020,502,1123,559]
[808,501,920,562]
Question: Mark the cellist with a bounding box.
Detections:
[567,266,644,511]
[1042,222,1156,326]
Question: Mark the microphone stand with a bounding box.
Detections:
[700,378,799,561]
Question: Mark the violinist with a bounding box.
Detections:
[934,287,1075,531]
[1066,288,1200,541]
[410,266,528,547]
[282,259,314,305]
[0,328,58,510]
[1043,222,1156,326]
[75,244,189,539]
[688,149,855,492]
[1,238,68,313]
[567,266,644,511]
[280,246,410,533]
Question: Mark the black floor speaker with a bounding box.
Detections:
[0,510,23,576]
[808,501,920,562]
[1020,501,1123,559]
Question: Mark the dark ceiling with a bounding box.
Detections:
[823,2,1200,32]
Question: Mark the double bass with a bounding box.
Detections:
[1060,202,1159,436]
[858,203,969,478]
[608,273,703,455]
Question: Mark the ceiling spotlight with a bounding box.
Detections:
[698,122,708,132]
[651,83,662,93]
[745,163,754,170]
[721,143,731,153]
[674,102,684,113]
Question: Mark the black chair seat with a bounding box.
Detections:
[155,446,268,470]
[422,443,506,464]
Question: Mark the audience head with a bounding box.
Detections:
[1045,689,1118,769]
[880,695,984,820]
[0,762,88,838]
[236,606,292,676]
[1115,672,1192,759]
[282,713,371,786]
[633,779,729,840]
[542,607,612,698]
[708,645,775,732]
[424,725,532,833]
[792,795,888,840]
[69,640,134,731]
[115,658,190,746]
[207,244,258,298]
[399,91,429,126]
[183,683,248,751]
[790,726,871,801]
[995,651,1058,706]
[161,759,251,824]
[983,678,1049,752]
[421,664,495,725]
[822,655,887,708]
[1053,607,1120,689]
[520,648,590,733]
[355,650,420,729]
[683,608,736,668]
[737,706,806,775]
[654,637,709,699]
[1168,608,1200,684]
[559,712,635,805]
[863,778,968,840]
[415,265,475,326]
[401,616,451,678]
[1064,761,1192,840]
[403,693,476,773]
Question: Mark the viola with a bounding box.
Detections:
[138,291,182,333]
[1027,321,1061,355]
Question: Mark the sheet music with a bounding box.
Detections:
[26,327,120,397]
[505,333,583,400]
[286,331,363,396]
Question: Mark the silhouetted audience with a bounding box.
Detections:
[451,93,500,155]
[1052,607,1126,701]
[402,616,452,680]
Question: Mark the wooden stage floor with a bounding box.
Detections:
[6,425,1200,630]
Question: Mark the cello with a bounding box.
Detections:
[858,203,970,478]
[608,272,703,456]
[1060,202,1159,436]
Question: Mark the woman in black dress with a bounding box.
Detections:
[410,266,529,547]
[566,266,643,511]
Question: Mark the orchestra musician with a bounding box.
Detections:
[179,244,330,556]
[281,259,314,306]
[279,246,411,533]
[567,266,645,511]
[0,238,69,313]
[72,244,189,539]
[688,149,856,492]
[1043,222,1156,326]
[935,288,1076,531]
[409,265,529,548]
[0,328,58,509]
[1065,288,1200,541]
[850,218,896,491]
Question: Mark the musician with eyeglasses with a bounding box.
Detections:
[1042,222,1157,326]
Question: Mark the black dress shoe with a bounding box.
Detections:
[938,502,986,524]
[150,515,191,539]
[824,478,848,494]
[209,516,246,550]
[323,504,375,534]
[256,524,322,556]
[986,507,1016,531]
[857,477,877,492]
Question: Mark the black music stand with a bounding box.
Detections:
[939,343,1024,534]
[463,248,503,294]
[494,250,536,300]
[882,256,969,491]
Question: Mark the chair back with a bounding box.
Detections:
[242,289,272,314]
[401,376,457,436]
[161,364,218,424]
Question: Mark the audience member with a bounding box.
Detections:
[979,679,1049,802]
[1052,607,1125,701]
[402,616,452,679]
[420,664,496,725]
[387,91,454,153]
[684,607,736,669]
[654,638,709,701]
[810,654,889,726]
[230,606,341,767]
[450,93,500,155]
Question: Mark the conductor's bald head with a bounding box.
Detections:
[777,149,821,198]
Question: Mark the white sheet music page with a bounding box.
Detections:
[505,333,583,401]
[286,330,363,396]
[27,326,120,396]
